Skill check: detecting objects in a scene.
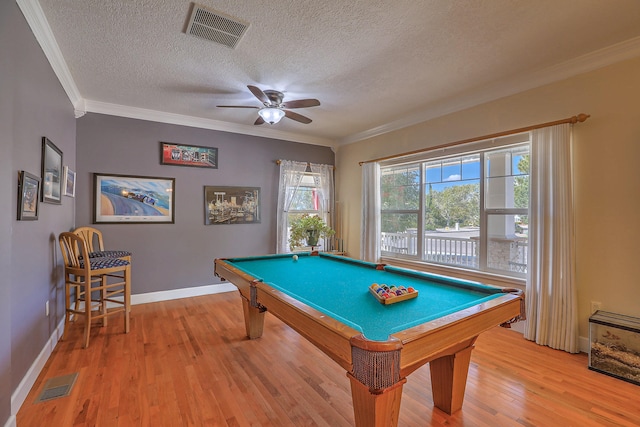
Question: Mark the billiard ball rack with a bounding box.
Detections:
[369,284,418,305]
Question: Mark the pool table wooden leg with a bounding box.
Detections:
[241,296,265,339]
[429,344,475,414]
[348,373,407,427]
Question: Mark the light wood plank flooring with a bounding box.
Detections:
[17,291,640,426]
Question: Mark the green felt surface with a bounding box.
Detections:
[227,253,503,341]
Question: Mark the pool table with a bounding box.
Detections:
[214,252,524,427]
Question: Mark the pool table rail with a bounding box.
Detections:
[395,291,523,377]
[215,257,360,372]
[214,255,526,426]
[255,280,360,372]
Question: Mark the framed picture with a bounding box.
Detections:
[63,166,76,197]
[17,171,41,220]
[93,173,175,224]
[160,142,218,168]
[41,137,63,204]
[204,186,260,225]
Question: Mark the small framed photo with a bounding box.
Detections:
[41,137,63,204]
[160,142,218,168]
[93,173,175,224]
[204,186,260,225]
[63,166,76,197]
[17,171,41,220]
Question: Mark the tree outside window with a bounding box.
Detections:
[379,142,530,277]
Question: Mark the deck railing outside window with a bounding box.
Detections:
[381,231,528,274]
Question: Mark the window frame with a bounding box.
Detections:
[287,172,322,215]
[379,133,530,281]
[285,171,330,251]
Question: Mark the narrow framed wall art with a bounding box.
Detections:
[18,171,41,220]
[41,137,63,204]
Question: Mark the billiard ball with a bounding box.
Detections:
[293,255,298,261]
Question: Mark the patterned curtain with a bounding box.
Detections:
[309,162,334,231]
[276,160,308,253]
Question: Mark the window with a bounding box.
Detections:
[276,161,334,253]
[380,164,420,255]
[380,138,530,278]
[288,173,321,213]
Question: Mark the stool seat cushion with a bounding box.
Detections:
[88,250,132,258]
[81,257,130,270]
[79,250,132,260]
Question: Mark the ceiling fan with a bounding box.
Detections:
[217,85,320,125]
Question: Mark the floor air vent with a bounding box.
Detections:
[186,4,249,49]
[35,373,78,403]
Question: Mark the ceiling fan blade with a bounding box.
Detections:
[284,110,312,124]
[217,105,259,109]
[281,99,320,109]
[247,85,270,105]
[254,116,265,125]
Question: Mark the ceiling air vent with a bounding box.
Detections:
[185,4,249,49]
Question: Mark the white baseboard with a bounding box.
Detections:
[3,416,16,427]
[10,317,64,420]
[509,321,590,353]
[131,282,236,305]
[9,283,237,424]
[579,335,590,354]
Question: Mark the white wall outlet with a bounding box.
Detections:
[45,300,49,317]
[590,301,602,314]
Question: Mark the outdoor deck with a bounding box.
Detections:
[381,229,528,274]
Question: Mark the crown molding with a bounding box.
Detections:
[18,0,334,147]
[339,36,640,145]
[20,0,640,148]
[84,100,336,147]
[17,0,85,115]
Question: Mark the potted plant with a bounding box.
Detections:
[288,213,335,250]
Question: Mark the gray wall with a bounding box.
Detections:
[1,1,76,424]
[76,114,334,294]
[0,3,14,424]
[1,3,334,425]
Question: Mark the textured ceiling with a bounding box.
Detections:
[28,0,640,146]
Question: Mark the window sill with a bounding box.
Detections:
[379,256,526,290]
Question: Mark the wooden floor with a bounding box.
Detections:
[17,291,640,427]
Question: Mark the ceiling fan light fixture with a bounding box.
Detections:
[258,107,285,124]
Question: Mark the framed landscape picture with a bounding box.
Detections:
[41,137,63,204]
[204,186,260,225]
[161,142,218,168]
[93,173,175,224]
[17,171,40,220]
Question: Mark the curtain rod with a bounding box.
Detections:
[358,113,590,166]
[275,159,336,170]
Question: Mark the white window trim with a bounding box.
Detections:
[379,132,530,282]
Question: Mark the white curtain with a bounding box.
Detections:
[309,162,334,230]
[276,160,308,253]
[360,162,381,262]
[525,123,579,353]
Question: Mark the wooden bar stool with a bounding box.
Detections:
[73,226,131,262]
[73,226,132,316]
[58,232,131,348]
